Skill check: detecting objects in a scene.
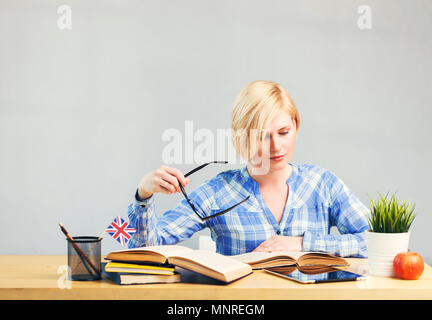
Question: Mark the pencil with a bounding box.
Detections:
[59,223,100,277]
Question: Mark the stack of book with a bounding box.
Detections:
[103,245,253,285]
[102,260,181,285]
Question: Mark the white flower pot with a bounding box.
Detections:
[366,231,411,277]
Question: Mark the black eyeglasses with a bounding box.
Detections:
[177,161,250,222]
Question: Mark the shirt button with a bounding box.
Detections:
[276,230,281,235]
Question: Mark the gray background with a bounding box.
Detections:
[1,0,431,264]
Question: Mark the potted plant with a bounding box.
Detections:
[366,193,416,277]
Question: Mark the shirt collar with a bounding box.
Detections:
[239,163,304,209]
[240,163,297,187]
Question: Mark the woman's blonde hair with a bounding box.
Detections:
[231,80,300,161]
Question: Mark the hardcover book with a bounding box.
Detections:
[230,251,349,272]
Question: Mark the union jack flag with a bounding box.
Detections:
[105,216,136,246]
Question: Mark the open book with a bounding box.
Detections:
[230,251,349,273]
[105,245,252,283]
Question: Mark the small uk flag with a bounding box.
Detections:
[105,216,136,246]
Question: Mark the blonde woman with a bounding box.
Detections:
[128,80,369,257]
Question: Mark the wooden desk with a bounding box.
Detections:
[1,255,431,300]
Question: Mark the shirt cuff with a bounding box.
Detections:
[134,189,153,208]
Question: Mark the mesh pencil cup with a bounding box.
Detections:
[67,236,102,281]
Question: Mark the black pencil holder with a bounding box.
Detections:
[67,236,102,281]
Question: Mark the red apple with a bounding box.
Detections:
[393,252,424,280]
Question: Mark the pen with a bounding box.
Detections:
[59,223,100,277]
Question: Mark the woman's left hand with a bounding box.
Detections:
[252,235,303,252]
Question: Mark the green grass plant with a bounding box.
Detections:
[368,193,416,233]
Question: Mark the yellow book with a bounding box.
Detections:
[105,262,175,275]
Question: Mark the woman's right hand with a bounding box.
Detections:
[137,165,192,200]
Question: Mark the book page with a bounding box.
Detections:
[110,245,194,258]
[120,273,181,285]
[167,250,252,282]
[298,253,348,266]
[230,251,307,264]
[171,250,250,274]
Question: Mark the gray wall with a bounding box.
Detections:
[1,1,431,264]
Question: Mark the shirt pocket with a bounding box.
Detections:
[288,203,331,235]
[212,209,269,235]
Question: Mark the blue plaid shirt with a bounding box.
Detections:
[128,163,370,258]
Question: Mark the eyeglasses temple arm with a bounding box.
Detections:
[184,161,228,177]
[201,195,250,222]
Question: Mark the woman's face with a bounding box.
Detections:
[250,109,297,175]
